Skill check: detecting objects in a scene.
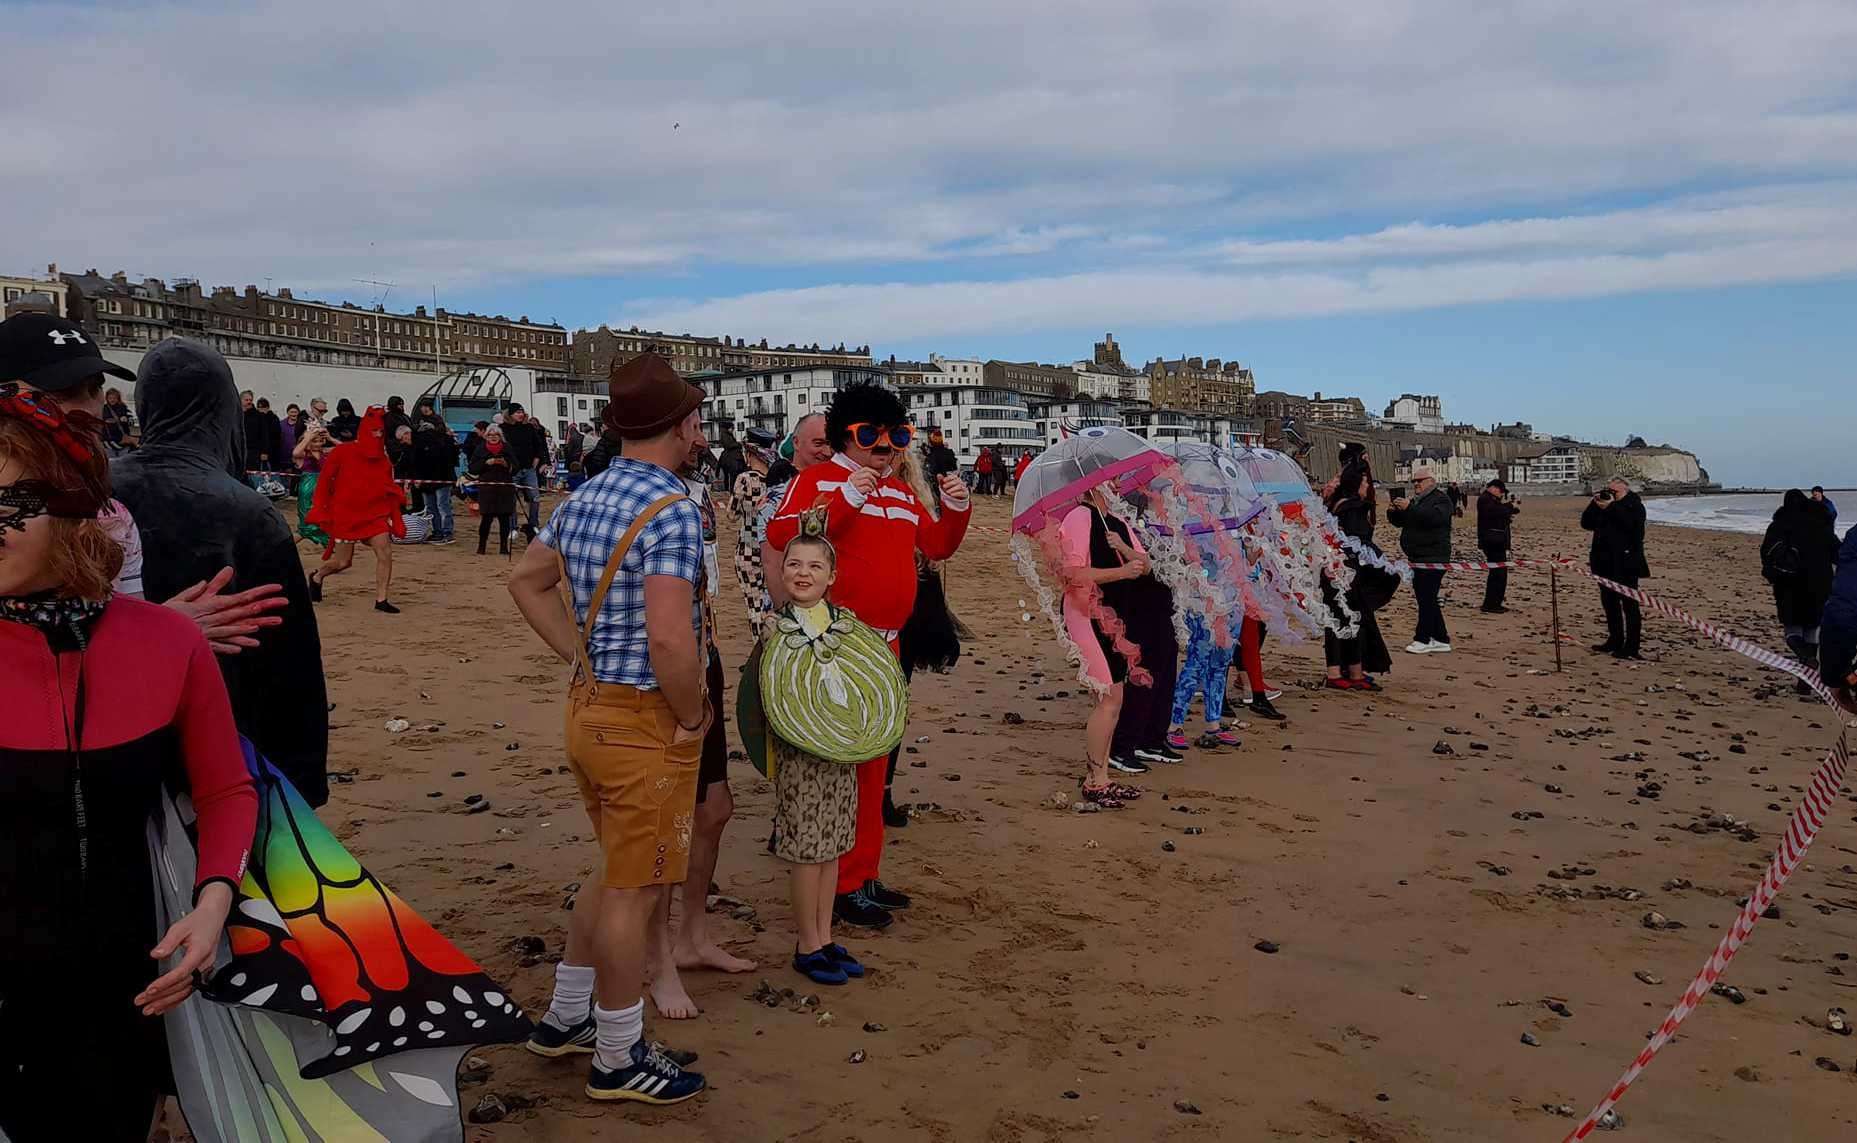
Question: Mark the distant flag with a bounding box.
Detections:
[1058,416,1082,439]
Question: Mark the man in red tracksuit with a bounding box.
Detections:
[765,383,971,929]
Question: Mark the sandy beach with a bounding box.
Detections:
[296,494,1857,1142]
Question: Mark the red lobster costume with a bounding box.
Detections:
[305,406,406,554]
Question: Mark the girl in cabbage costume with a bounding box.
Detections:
[742,510,908,987]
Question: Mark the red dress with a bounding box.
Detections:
[305,406,407,549]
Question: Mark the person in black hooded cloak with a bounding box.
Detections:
[112,338,331,807]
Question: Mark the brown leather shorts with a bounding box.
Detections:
[564,679,703,889]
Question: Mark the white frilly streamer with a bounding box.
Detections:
[1247,497,1359,641]
[1102,485,1204,648]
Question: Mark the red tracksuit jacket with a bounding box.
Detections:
[765,454,971,633]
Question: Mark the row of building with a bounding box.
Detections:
[5,268,1617,483]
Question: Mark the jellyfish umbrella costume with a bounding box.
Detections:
[152,742,531,1142]
[1231,446,1360,641]
[1009,427,1201,693]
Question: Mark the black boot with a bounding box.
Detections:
[477,535,488,555]
[882,789,908,829]
[833,890,893,930]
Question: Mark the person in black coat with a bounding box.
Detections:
[1581,477,1651,659]
[1320,457,1396,688]
[328,398,361,442]
[1761,488,1840,663]
[469,424,518,555]
[382,395,412,442]
[497,404,545,537]
[239,389,283,485]
[1387,467,1455,652]
[112,339,330,806]
[412,400,460,542]
[1476,478,1521,613]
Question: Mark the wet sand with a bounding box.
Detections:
[298,494,1857,1141]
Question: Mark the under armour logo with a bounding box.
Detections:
[47,329,87,347]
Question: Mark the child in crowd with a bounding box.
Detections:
[1168,609,1243,751]
[755,519,908,986]
[566,461,587,492]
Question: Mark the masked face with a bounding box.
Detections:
[0,462,65,596]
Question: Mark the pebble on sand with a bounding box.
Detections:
[1254,940,1280,954]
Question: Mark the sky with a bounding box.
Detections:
[4,0,1854,487]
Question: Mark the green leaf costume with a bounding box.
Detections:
[757,601,907,765]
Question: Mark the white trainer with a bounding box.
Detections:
[1404,641,1432,654]
[1428,641,1454,653]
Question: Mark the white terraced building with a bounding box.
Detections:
[696,363,893,442]
[905,384,1042,466]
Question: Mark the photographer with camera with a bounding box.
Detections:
[1581,476,1650,660]
[1476,478,1521,613]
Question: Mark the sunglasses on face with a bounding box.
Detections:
[847,422,913,450]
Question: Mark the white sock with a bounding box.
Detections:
[594,1000,646,1072]
[544,962,596,1031]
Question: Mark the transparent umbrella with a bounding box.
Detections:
[1010,426,1172,535]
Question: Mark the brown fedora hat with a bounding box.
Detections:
[605,351,706,439]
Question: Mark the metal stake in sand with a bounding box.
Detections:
[1550,565,1563,673]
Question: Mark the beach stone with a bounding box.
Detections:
[512,935,545,956]
[1062,1091,1081,1100]
[459,1055,491,1086]
[1003,712,1024,725]
[1174,1099,1202,1115]
[1161,841,1176,852]
[1733,1065,1761,1082]
[467,1094,507,1124]
[1521,1032,1540,1046]
[1254,940,1280,954]
[1432,740,1455,755]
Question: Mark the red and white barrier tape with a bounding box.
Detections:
[1566,724,1851,1139]
[246,469,537,488]
[1247,522,1856,1132]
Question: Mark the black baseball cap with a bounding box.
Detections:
[0,313,136,393]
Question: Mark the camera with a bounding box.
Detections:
[1595,489,1614,502]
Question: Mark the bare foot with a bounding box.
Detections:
[674,941,758,974]
[648,966,700,1020]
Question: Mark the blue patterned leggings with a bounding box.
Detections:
[1170,613,1236,729]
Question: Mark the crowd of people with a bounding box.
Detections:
[2,305,1852,1135]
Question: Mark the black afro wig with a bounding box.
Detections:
[825,382,907,451]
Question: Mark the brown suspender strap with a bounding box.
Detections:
[564,492,688,688]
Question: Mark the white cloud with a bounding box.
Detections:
[3,0,1854,315]
[621,186,1857,341]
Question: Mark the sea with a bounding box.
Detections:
[1643,491,1852,536]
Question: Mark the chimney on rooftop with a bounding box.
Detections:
[279,288,293,299]
[110,272,128,286]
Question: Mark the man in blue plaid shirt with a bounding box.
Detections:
[508,352,713,1107]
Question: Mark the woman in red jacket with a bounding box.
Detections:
[306,405,408,613]
[0,389,258,1141]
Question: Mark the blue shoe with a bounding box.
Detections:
[586,1040,706,1104]
[526,1014,596,1058]
[794,948,849,985]
[822,943,865,978]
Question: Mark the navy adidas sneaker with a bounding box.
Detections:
[526,1015,596,1058]
[587,1040,707,1104]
